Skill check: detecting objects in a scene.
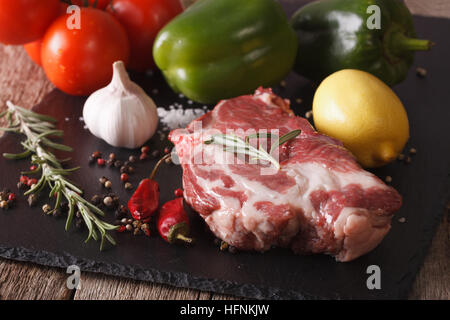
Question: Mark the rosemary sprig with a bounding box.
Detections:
[205,129,301,169]
[0,101,118,250]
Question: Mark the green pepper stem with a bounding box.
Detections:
[176,233,194,244]
[392,33,435,52]
[149,153,171,180]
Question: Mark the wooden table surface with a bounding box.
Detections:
[0,0,448,300]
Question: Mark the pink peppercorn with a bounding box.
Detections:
[174,188,184,197]
[139,153,148,161]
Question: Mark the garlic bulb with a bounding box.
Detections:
[83,61,158,149]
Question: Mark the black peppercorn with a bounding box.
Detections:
[119,204,127,214]
[124,182,133,190]
[120,166,128,174]
[124,160,131,167]
[75,218,84,229]
[151,150,160,159]
[91,194,102,205]
[27,194,38,207]
[88,156,96,164]
[0,200,8,210]
[60,201,69,213]
[17,181,27,190]
[220,241,229,251]
[127,166,134,174]
[115,209,126,219]
[128,155,137,163]
[53,209,62,218]
[228,246,237,254]
[114,160,123,168]
[107,159,115,167]
[7,199,15,208]
[103,196,114,208]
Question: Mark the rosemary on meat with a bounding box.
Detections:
[204,129,301,169]
[0,101,118,250]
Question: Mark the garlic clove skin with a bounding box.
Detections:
[83,61,159,149]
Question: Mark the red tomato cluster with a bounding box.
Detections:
[0,0,183,96]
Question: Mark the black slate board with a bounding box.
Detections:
[0,1,449,300]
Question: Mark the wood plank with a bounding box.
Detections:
[0,45,53,130]
[73,272,211,300]
[409,213,450,299]
[405,0,450,18]
[0,258,72,300]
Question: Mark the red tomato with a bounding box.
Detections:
[23,3,69,66]
[108,0,183,72]
[0,0,60,45]
[71,0,111,9]
[41,8,130,96]
[24,40,43,66]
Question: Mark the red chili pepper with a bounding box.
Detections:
[8,193,16,201]
[27,178,37,186]
[128,178,160,222]
[97,158,105,166]
[157,197,194,245]
[117,225,126,233]
[128,153,171,222]
[20,175,28,184]
[29,165,37,171]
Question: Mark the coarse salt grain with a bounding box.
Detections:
[157,105,205,131]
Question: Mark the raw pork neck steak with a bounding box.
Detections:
[169,88,402,261]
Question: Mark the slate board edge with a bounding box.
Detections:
[397,183,450,299]
[0,245,324,300]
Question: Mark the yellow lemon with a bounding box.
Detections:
[312,69,409,168]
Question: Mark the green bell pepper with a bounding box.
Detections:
[291,0,434,86]
[153,0,298,104]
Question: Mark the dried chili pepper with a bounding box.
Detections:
[127,153,171,222]
[157,197,194,245]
